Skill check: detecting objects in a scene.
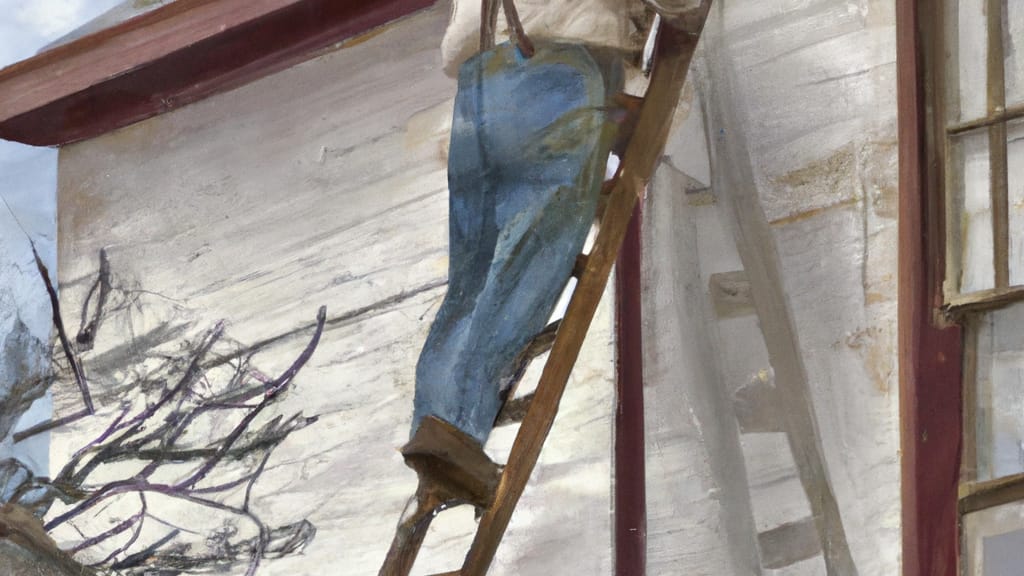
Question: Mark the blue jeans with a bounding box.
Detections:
[412,42,622,445]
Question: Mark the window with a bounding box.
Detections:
[938,2,1024,574]
[943,0,1024,310]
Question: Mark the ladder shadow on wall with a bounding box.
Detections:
[643,77,856,575]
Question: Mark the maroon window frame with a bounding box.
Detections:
[897,1,965,575]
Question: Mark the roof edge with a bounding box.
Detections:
[0,0,436,147]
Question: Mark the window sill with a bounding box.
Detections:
[960,472,1024,515]
[944,286,1024,316]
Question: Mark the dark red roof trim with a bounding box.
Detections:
[0,0,435,146]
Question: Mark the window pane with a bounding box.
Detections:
[1009,120,1024,285]
[972,302,1024,480]
[1006,0,1024,107]
[948,0,990,123]
[964,500,1024,576]
[952,129,995,294]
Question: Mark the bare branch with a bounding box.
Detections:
[31,242,93,414]
[3,249,324,575]
[76,248,111,351]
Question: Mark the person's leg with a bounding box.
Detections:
[412,42,622,445]
[411,66,497,438]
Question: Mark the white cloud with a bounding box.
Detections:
[0,0,127,227]
[14,0,88,38]
[0,0,126,68]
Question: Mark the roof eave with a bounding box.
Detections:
[0,0,435,147]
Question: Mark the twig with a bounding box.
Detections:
[13,408,90,443]
[9,237,98,443]
[29,242,95,422]
[177,307,325,489]
[71,492,146,554]
[89,494,146,567]
[0,192,30,236]
[244,451,274,511]
[4,247,324,574]
[69,404,132,461]
[76,248,112,351]
[110,529,180,570]
[57,323,225,487]
[0,192,93,426]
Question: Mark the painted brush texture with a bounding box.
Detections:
[53,7,617,574]
[412,41,622,444]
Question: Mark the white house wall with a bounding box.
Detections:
[642,1,900,574]
[53,5,614,575]
[47,1,902,574]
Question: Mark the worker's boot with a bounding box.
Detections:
[401,415,501,508]
[379,416,500,576]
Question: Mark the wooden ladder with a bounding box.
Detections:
[379,8,712,575]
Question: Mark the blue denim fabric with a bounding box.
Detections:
[412,42,622,445]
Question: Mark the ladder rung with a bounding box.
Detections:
[733,378,782,434]
[709,271,754,318]
[494,392,534,427]
[572,254,588,278]
[523,321,559,359]
[498,321,559,419]
[757,517,821,570]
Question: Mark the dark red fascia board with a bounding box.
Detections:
[0,0,435,146]
[897,0,963,575]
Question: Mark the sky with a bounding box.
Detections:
[0,0,131,362]
[0,0,129,471]
[0,0,127,242]
[0,0,126,67]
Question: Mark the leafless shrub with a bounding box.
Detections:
[1,247,324,576]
